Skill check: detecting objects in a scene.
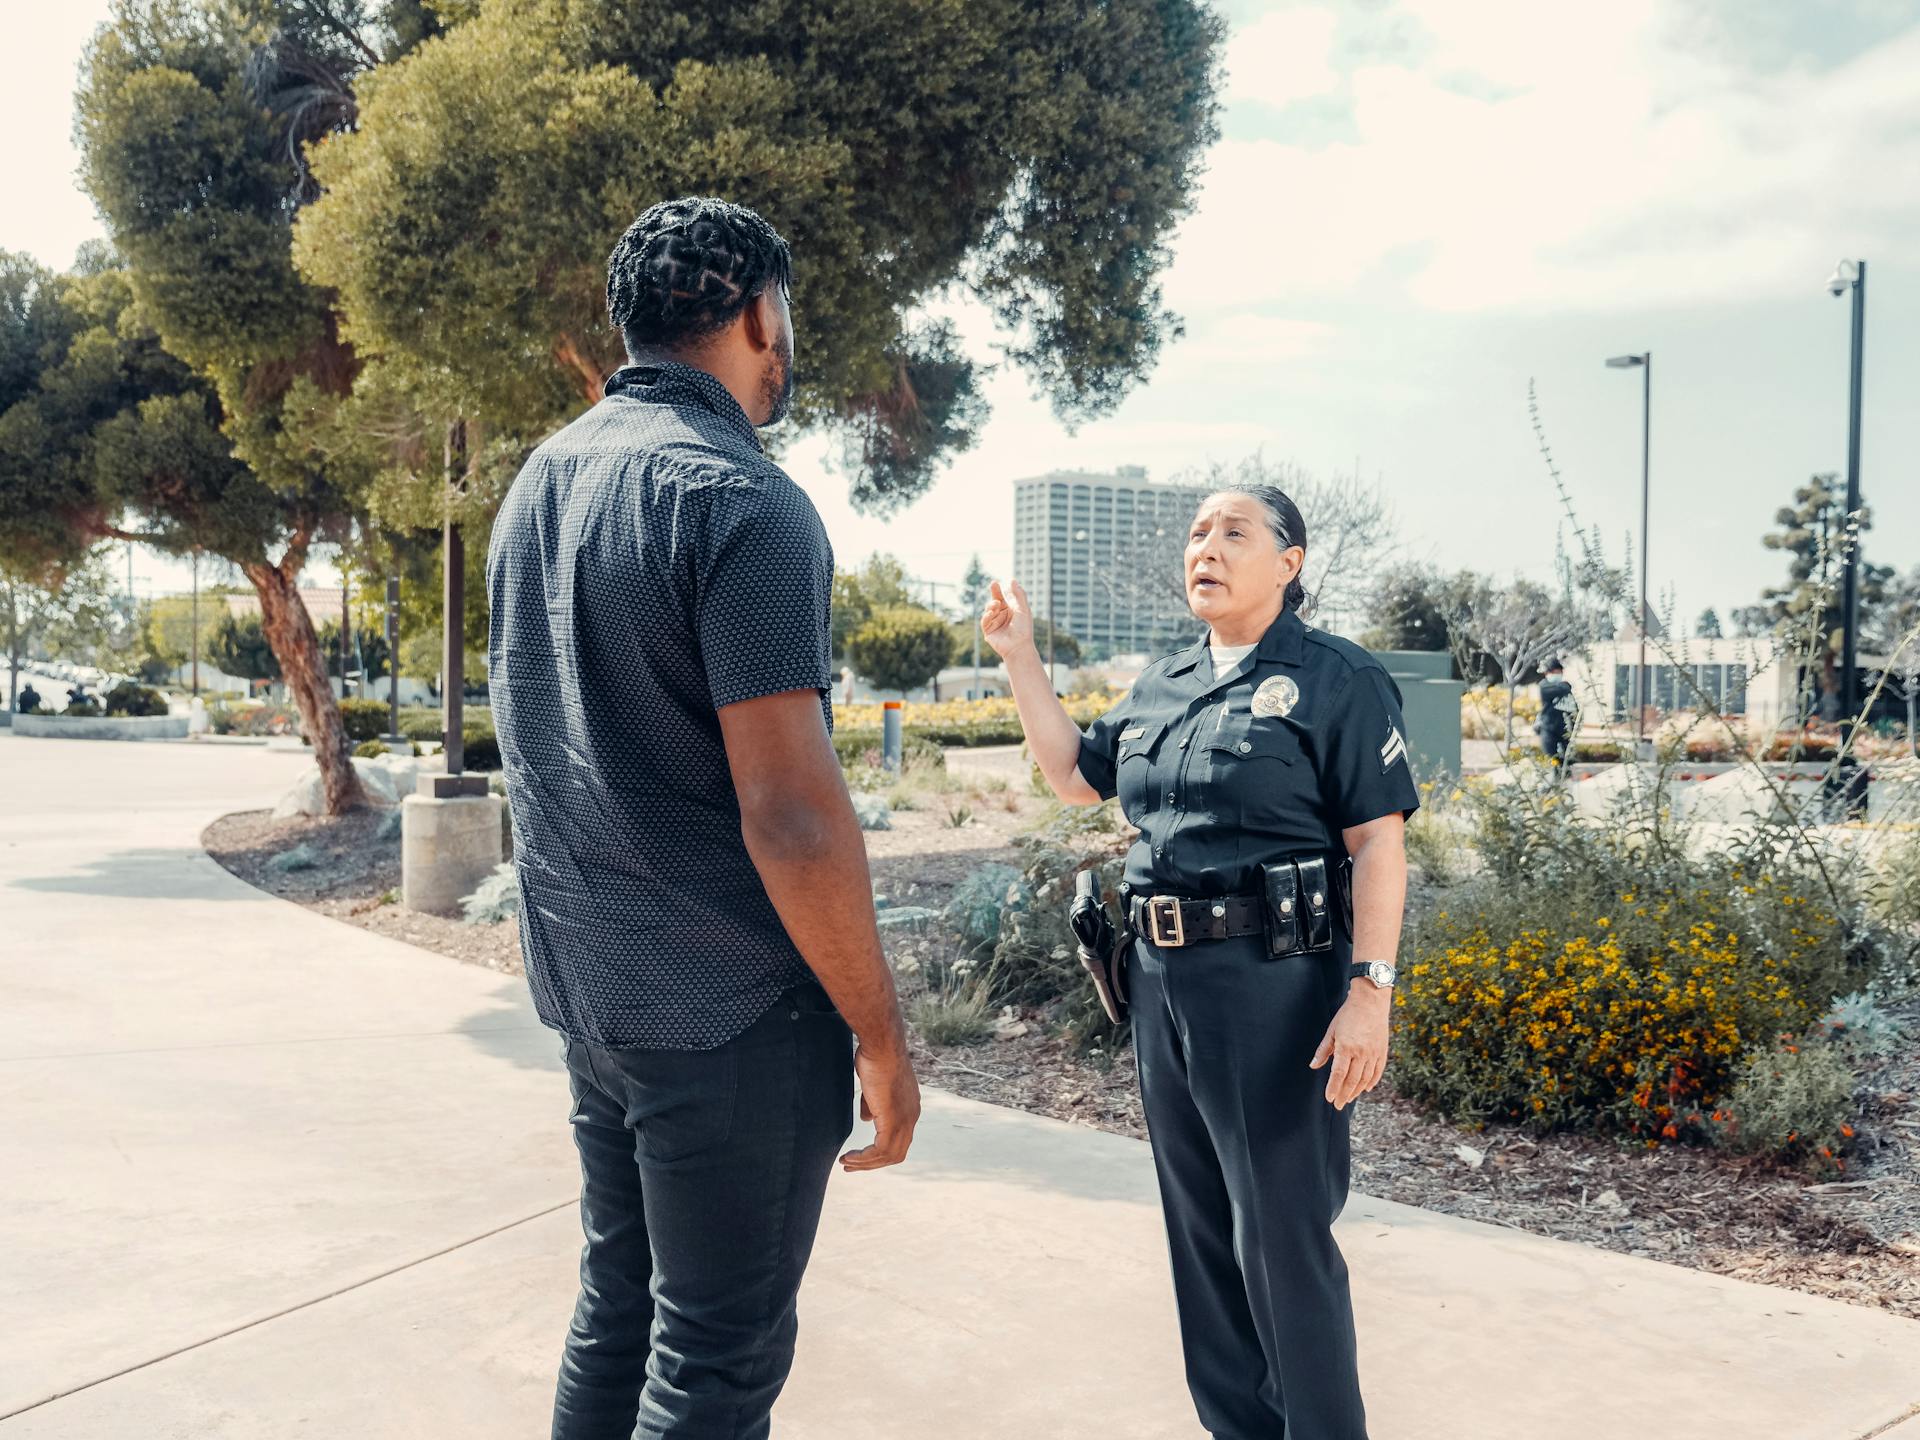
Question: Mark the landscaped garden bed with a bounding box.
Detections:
[203,743,1920,1319]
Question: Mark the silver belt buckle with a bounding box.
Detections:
[1148,896,1186,949]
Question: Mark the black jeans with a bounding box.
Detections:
[1131,934,1367,1440]
[551,983,854,1440]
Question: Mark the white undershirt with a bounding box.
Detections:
[1210,642,1258,679]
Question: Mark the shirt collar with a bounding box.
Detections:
[604,361,760,448]
[1167,608,1307,677]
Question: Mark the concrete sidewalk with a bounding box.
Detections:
[3,733,1918,1439]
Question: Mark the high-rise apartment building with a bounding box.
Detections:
[1012,467,1204,660]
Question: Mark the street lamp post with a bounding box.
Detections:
[1605,352,1652,754]
[1827,259,1867,743]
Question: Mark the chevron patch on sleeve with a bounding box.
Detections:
[1380,723,1408,773]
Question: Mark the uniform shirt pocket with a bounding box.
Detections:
[1115,719,1172,823]
[1202,717,1302,823]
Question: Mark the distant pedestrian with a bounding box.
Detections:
[1535,659,1577,769]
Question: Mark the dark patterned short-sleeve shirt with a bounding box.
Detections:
[487,362,832,1050]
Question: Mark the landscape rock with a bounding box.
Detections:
[271,755,415,819]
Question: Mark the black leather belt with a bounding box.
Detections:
[1127,893,1265,949]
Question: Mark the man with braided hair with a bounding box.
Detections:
[489,196,919,1440]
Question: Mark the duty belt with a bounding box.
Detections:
[1125,854,1348,955]
[1126,893,1266,949]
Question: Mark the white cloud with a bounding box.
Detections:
[1165,1,1920,317]
[1224,6,1341,108]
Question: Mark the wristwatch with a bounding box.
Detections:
[1349,960,1397,990]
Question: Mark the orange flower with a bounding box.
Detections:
[1839,1123,1854,1138]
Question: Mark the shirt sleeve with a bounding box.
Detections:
[693,474,834,713]
[1076,692,1134,802]
[1318,666,1422,829]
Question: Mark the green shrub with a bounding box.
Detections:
[339,697,391,741]
[832,731,948,772]
[64,697,103,718]
[1709,1034,1858,1175]
[983,801,1130,1045]
[103,680,168,717]
[460,863,519,924]
[946,863,1027,955]
[1392,781,1860,1144]
[397,706,444,742]
[910,980,994,1046]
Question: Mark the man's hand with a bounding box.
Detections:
[981,579,1036,660]
[841,1040,921,1171]
[1309,987,1392,1110]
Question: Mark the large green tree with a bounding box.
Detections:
[72,0,444,811]
[294,0,1223,512]
[1758,473,1894,718]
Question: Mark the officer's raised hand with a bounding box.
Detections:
[981,578,1035,659]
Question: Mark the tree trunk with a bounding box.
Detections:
[244,560,366,814]
[4,579,17,718]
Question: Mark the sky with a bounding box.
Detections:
[5,0,1918,630]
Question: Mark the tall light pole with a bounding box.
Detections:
[1827,259,1867,748]
[1606,352,1652,753]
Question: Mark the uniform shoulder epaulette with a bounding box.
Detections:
[1300,627,1382,675]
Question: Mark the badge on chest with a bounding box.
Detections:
[1250,674,1300,719]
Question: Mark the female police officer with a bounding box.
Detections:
[982,480,1417,1440]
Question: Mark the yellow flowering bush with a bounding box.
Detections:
[1393,776,1867,1150]
[833,693,1118,748]
[1393,880,1846,1142]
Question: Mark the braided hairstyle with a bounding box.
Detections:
[606,196,793,355]
[1204,481,1312,614]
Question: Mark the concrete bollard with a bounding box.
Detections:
[401,774,505,915]
[883,700,903,772]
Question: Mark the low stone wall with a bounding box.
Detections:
[15,712,190,741]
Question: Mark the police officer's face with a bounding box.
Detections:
[1185,495,1305,633]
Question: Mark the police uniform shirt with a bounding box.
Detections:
[487,362,832,1051]
[1077,609,1421,897]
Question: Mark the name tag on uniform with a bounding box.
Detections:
[1120,727,1146,742]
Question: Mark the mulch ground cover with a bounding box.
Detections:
[205,798,1920,1320]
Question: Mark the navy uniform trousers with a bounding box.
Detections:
[1130,931,1367,1440]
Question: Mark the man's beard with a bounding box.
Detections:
[759,332,795,427]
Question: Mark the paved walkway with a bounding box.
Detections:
[3,732,1918,1439]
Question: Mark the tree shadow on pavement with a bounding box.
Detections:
[9,847,260,901]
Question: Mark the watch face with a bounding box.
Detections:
[1368,962,1396,986]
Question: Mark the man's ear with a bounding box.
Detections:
[740,290,780,354]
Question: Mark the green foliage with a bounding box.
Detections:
[2,552,115,704]
[460,862,519,924]
[832,731,947,773]
[1709,1034,1858,1176]
[909,980,994,1047]
[339,696,393,741]
[207,610,280,682]
[831,554,915,662]
[102,680,168,717]
[295,0,1222,508]
[353,737,390,758]
[845,605,953,695]
[64,696,104,718]
[1361,562,1475,655]
[1391,781,1866,1143]
[945,863,1027,956]
[1758,473,1894,648]
[983,801,1130,1046]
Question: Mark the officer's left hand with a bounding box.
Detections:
[1309,990,1391,1110]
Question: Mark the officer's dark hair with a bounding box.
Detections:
[1204,482,1311,614]
[606,197,792,358]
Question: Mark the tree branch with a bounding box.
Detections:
[298,0,382,69]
